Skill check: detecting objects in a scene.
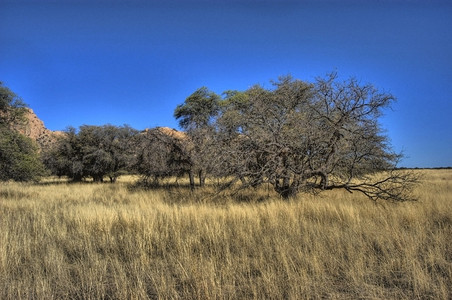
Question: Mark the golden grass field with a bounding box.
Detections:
[0,169,451,299]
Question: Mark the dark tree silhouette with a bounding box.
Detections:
[208,73,418,201]
[44,124,137,182]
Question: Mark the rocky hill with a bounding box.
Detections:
[14,108,64,151]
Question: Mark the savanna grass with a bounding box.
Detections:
[0,170,451,299]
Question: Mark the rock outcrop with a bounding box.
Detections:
[14,108,64,151]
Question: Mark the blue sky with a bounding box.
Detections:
[1,0,451,167]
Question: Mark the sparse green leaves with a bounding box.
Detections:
[174,87,221,131]
[187,74,416,201]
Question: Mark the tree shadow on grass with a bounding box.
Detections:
[128,178,273,205]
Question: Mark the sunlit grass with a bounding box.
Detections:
[0,170,451,299]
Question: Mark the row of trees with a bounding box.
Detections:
[43,125,137,182]
[1,74,417,201]
[43,125,199,187]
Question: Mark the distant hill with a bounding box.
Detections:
[13,108,64,151]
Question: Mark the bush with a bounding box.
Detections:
[0,125,46,182]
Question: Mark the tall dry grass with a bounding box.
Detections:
[0,170,451,299]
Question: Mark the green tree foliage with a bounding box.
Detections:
[0,82,45,181]
[43,127,84,181]
[44,124,137,182]
[0,127,46,181]
[174,87,221,187]
[0,81,27,127]
[174,87,220,130]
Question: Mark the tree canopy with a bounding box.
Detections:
[176,73,418,201]
[0,126,46,181]
[0,82,45,181]
[173,87,222,187]
[0,82,27,127]
[1,74,417,201]
[174,87,220,131]
[44,124,137,182]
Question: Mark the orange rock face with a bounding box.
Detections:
[14,108,64,151]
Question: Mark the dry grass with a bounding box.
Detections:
[0,170,451,299]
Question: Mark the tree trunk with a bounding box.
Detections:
[93,175,103,183]
[72,174,83,182]
[198,169,206,187]
[274,176,299,199]
[189,170,195,190]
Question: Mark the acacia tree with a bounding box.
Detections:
[81,124,137,182]
[44,124,137,182]
[42,126,84,181]
[174,87,221,187]
[132,127,194,187]
[174,87,220,130]
[212,73,417,201]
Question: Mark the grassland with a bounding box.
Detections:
[0,170,451,299]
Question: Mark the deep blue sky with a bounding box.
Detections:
[1,0,451,167]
